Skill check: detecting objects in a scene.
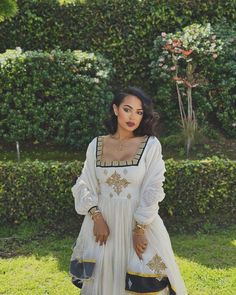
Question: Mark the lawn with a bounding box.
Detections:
[0,223,235,295]
[1,131,236,162]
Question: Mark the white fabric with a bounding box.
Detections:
[70,136,188,295]
[134,138,166,225]
[71,140,98,215]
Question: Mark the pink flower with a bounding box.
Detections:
[170,66,176,71]
[161,32,167,37]
[182,49,193,57]
[213,54,218,59]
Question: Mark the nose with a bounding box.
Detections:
[129,111,135,121]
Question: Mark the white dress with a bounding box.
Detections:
[69,135,188,295]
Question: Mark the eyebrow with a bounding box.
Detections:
[123,104,143,110]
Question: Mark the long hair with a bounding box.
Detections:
[104,86,160,136]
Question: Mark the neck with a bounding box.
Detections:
[113,127,134,140]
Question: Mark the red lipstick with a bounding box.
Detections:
[127,122,135,127]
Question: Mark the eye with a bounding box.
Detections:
[123,107,130,112]
[137,111,144,116]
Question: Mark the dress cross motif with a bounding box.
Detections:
[105,171,130,195]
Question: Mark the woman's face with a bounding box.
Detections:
[113,95,144,133]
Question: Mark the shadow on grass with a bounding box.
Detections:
[0,221,235,273]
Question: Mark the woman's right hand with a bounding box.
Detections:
[93,214,110,246]
[133,230,148,259]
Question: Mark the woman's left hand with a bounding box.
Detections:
[133,230,148,259]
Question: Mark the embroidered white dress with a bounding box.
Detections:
[69,135,188,295]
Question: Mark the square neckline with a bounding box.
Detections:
[96,135,150,167]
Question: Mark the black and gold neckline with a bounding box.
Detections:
[96,135,150,167]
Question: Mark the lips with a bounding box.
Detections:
[126,122,135,127]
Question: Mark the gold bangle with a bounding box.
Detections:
[88,206,99,216]
[135,222,146,231]
[92,212,102,221]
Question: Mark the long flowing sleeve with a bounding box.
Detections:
[134,137,166,225]
[71,137,99,215]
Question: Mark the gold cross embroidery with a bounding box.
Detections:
[147,254,167,274]
[105,171,130,195]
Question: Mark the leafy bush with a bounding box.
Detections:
[0,160,83,225]
[0,0,18,22]
[0,48,113,148]
[0,1,235,137]
[1,157,235,231]
[149,22,236,138]
[202,22,236,138]
[0,0,235,91]
[161,156,236,230]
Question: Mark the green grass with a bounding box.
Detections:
[0,223,235,295]
[1,130,236,162]
[0,142,85,162]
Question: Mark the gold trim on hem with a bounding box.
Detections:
[126,290,167,295]
[126,271,176,292]
[76,258,96,263]
[127,271,164,278]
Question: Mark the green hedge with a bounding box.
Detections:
[0,48,113,148]
[1,156,235,231]
[0,0,235,138]
[0,0,235,90]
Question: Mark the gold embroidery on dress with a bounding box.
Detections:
[147,254,167,275]
[96,178,101,195]
[106,171,130,195]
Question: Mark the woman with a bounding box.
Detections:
[69,86,188,295]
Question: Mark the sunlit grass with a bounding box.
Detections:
[0,224,235,294]
[172,227,236,295]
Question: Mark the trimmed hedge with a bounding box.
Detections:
[0,1,235,138]
[0,48,113,149]
[0,0,235,90]
[1,156,235,231]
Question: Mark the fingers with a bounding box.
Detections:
[135,248,143,259]
[93,217,110,246]
[95,234,108,245]
[137,242,147,250]
[134,241,148,259]
[136,244,147,253]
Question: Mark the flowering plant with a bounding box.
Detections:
[153,23,224,155]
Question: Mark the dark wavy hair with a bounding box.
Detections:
[104,86,160,136]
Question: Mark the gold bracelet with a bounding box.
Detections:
[92,212,102,221]
[88,206,100,217]
[135,222,146,231]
